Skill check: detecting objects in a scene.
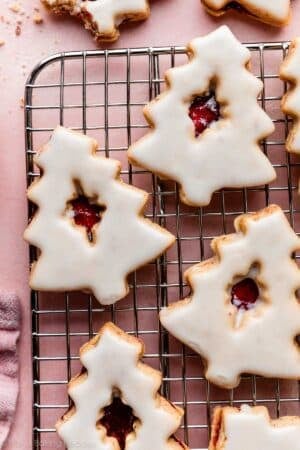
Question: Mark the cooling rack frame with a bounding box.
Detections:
[25,41,300,450]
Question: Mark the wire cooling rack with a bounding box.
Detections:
[25,41,300,450]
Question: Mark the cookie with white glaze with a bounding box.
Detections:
[24,126,175,305]
[209,405,300,450]
[42,0,150,42]
[56,322,188,450]
[160,205,300,389]
[280,38,300,155]
[202,0,291,27]
[128,26,276,207]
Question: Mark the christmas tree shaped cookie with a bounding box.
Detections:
[209,405,300,450]
[24,127,174,305]
[128,26,276,207]
[56,322,188,450]
[201,1,291,27]
[280,38,300,154]
[160,205,300,389]
[42,0,150,42]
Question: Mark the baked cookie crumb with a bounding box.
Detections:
[33,12,43,24]
[9,2,22,14]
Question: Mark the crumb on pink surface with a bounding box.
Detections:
[33,12,43,24]
[9,2,22,14]
[15,24,21,35]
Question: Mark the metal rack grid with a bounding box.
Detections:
[25,41,300,450]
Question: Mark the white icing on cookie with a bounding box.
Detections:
[281,38,300,154]
[81,0,149,38]
[202,0,291,26]
[128,26,276,207]
[42,0,150,41]
[160,205,300,389]
[56,322,188,450]
[24,126,174,305]
[209,405,300,450]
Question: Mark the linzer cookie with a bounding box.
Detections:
[209,405,300,450]
[160,205,300,389]
[128,26,275,207]
[280,38,300,154]
[42,0,150,42]
[56,322,188,450]
[24,126,174,305]
[201,1,291,27]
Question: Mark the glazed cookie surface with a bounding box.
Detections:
[24,126,174,305]
[281,38,300,154]
[209,405,300,450]
[128,26,275,207]
[160,205,300,388]
[56,322,188,450]
[42,0,150,42]
[201,0,291,26]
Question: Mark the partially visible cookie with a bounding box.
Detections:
[81,0,150,42]
[280,38,300,154]
[209,405,300,450]
[160,205,300,389]
[56,322,188,450]
[202,0,291,27]
[42,0,150,42]
[24,126,175,305]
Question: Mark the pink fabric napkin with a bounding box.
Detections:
[0,293,20,449]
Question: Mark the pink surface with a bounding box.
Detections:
[1,0,300,449]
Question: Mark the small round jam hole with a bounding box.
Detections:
[231,278,259,311]
[70,195,106,237]
[98,397,137,450]
[189,93,220,137]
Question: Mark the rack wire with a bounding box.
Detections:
[25,41,300,450]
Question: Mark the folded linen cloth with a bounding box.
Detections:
[0,293,20,449]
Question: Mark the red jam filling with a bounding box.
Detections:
[224,2,245,12]
[189,93,220,137]
[231,278,259,311]
[224,2,257,18]
[70,196,105,233]
[99,397,137,450]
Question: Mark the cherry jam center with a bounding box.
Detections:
[99,397,137,450]
[224,2,246,12]
[224,2,258,17]
[189,93,220,137]
[231,278,259,311]
[70,195,105,232]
